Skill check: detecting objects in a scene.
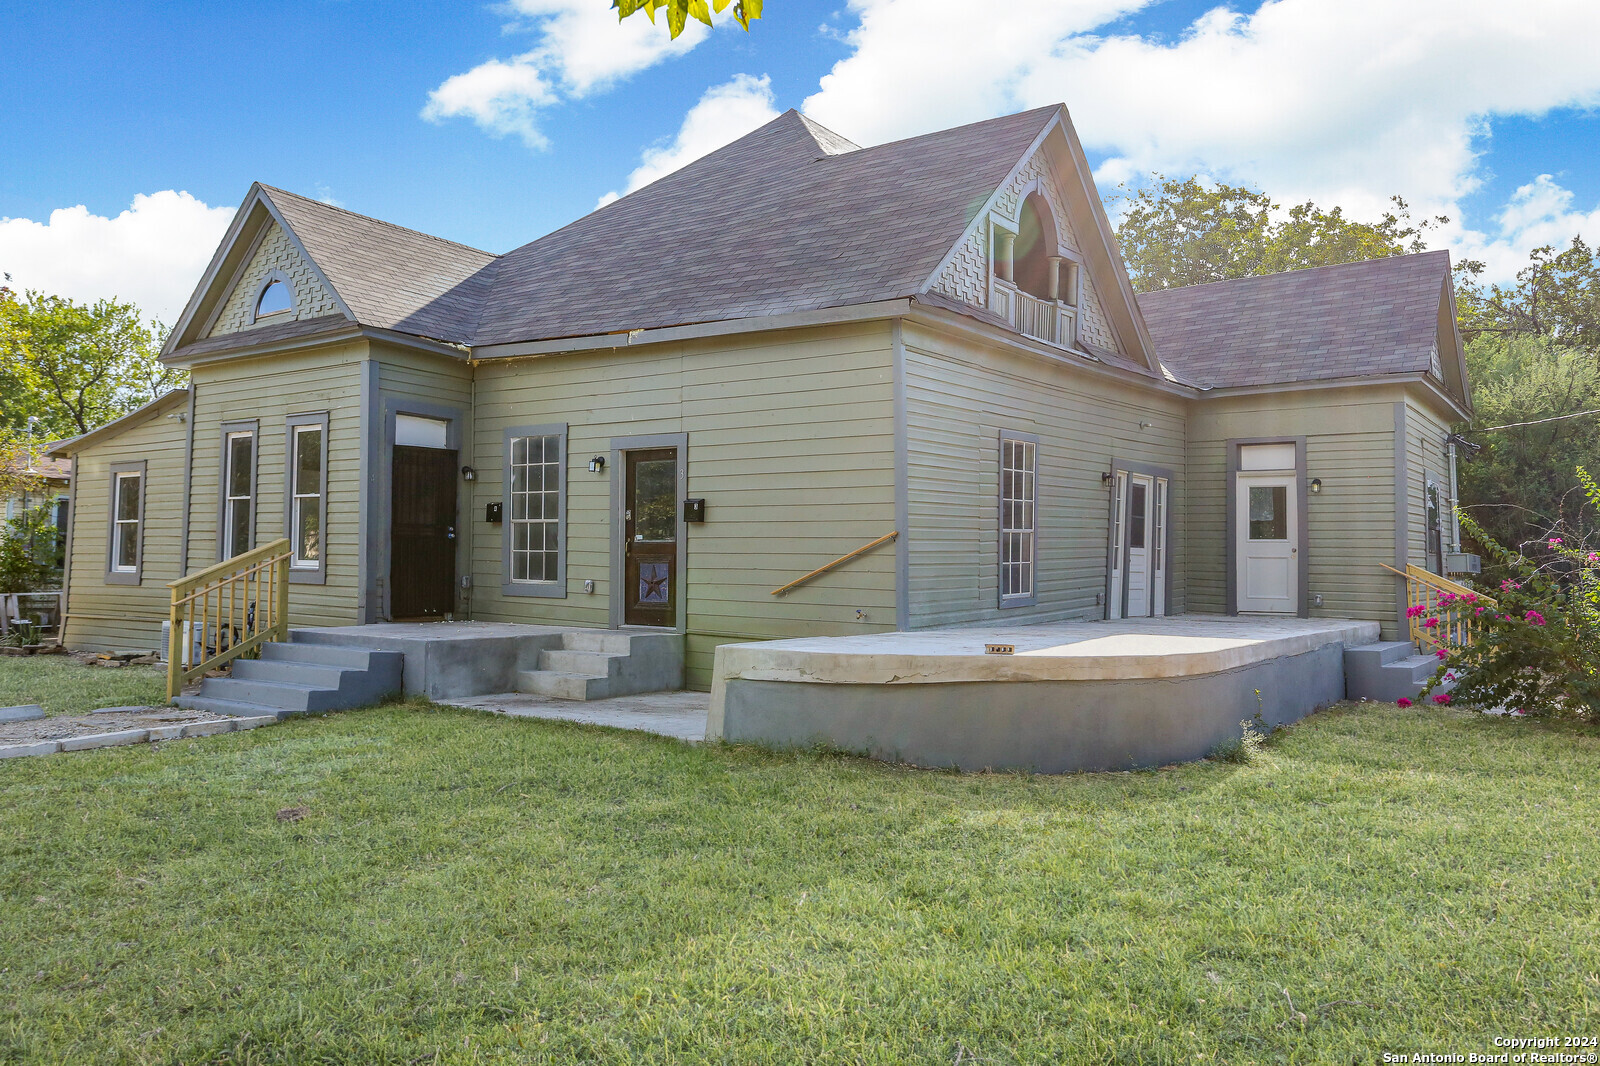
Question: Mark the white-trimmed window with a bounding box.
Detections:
[507,431,563,587]
[290,422,323,568]
[999,432,1038,607]
[112,471,142,573]
[222,427,255,559]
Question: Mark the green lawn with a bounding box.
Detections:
[0,655,164,715]
[1,700,1596,1064]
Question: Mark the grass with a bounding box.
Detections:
[0,655,164,716]
[1,700,1597,1064]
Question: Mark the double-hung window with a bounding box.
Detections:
[503,425,567,597]
[286,414,328,579]
[106,462,145,584]
[999,431,1038,607]
[221,425,256,559]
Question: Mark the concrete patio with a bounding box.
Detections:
[442,689,709,742]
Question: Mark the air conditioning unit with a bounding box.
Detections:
[1445,552,1481,575]
[159,620,206,664]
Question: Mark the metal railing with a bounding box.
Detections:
[772,531,898,597]
[166,539,291,700]
[1382,563,1497,652]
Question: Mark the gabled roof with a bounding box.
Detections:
[472,107,1060,347]
[1137,250,1468,404]
[46,390,189,458]
[3,454,70,481]
[258,186,498,343]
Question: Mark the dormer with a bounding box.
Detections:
[986,187,1085,349]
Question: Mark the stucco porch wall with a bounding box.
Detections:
[708,615,1379,772]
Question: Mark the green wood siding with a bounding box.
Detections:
[469,322,897,689]
[902,321,1188,627]
[1187,386,1405,638]
[63,410,188,653]
[186,343,366,627]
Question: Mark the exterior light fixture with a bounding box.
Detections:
[1100,471,1114,484]
[461,465,476,481]
[589,455,606,473]
[1309,478,1323,494]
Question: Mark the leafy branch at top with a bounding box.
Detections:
[612,0,762,38]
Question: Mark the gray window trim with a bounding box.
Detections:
[105,461,147,585]
[1224,436,1309,618]
[217,419,259,562]
[284,412,330,585]
[251,268,297,323]
[501,423,568,599]
[997,429,1040,610]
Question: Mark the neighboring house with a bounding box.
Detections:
[3,453,71,570]
[48,104,1470,688]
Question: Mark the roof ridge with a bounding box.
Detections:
[838,103,1059,157]
[258,184,499,259]
[1138,248,1450,299]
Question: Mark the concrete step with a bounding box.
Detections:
[196,676,337,713]
[1345,641,1455,703]
[1343,640,1416,668]
[174,694,290,719]
[560,630,634,654]
[1394,653,1446,684]
[518,670,611,701]
[268,639,402,674]
[231,658,354,688]
[538,648,623,676]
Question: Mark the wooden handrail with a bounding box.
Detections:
[166,539,292,701]
[772,531,898,597]
[1382,563,1496,652]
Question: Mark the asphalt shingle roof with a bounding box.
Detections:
[471,107,1059,346]
[259,186,499,344]
[1137,250,1451,389]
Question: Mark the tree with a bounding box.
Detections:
[1454,237,1600,354]
[0,287,184,439]
[1111,175,1445,292]
[612,0,760,38]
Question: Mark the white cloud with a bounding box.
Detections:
[801,0,1600,282]
[422,0,709,148]
[0,190,234,325]
[598,74,778,207]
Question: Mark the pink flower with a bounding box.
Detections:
[1525,610,1546,626]
[1433,694,1451,705]
[1406,604,1427,619]
[1474,606,1487,615]
[1511,708,1528,717]
[1464,593,1478,604]
[1588,553,1599,563]
[1445,671,1457,681]
[1435,648,1449,660]
[1423,617,1440,629]
[1500,580,1521,591]
[1396,697,1413,708]
[1549,537,1563,547]
[1439,592,1456,605]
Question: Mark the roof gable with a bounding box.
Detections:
[1138,250,1470,406]
[205,220,342,339]
[472,107,1060,348]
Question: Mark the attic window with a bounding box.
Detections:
[255,280,292,319]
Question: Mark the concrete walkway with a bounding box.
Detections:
[441,690,709,742]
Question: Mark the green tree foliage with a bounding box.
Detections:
[612,0,760,38]
[0,503,61,594]
[1457,335,1600,554]
[0,285,184,439]
[1455,237,1600,352]
[1111,176,1445,292]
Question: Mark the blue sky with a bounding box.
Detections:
[3,0,1600,322]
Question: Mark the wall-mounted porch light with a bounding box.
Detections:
[1309,477,1323,494]
[589,455,607,473]
[461,465,476,481]
[1100,471,1114,485]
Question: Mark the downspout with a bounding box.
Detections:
[178,385,197,576]
[1446,436,1461,555]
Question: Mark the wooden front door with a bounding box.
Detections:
[623,448,678,627]
[391,445,458,619]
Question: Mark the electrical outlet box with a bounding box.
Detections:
[583,579,595,594]
[684,498,706,522]
[485,501,503,523]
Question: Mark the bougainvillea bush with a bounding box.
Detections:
[1420,469,1600,720]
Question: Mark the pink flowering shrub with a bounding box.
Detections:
[1419,467,1600,721]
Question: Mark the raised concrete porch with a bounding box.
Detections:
[709,615,1380,773]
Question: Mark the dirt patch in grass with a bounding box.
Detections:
[0,707,228,744]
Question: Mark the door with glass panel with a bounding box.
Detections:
[623,448,678,627]
[1235,474,1297,613]
[1107,470,1169,619]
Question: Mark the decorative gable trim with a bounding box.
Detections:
[916,107,1161,374]
[162,184,355,358]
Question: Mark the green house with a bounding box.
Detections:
[51,103,1471,695]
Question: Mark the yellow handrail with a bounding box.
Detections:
[1381,563,1496,652]
[166,539,292,701]
[772,531,898,596]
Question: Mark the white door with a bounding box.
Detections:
[1124,474,1153,617]
[1236,474,1297,613]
